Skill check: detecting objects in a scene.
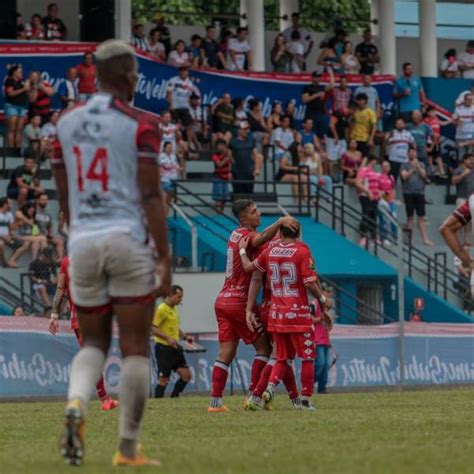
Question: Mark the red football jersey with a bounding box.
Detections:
[216,227,257,306]
[254,240,317,333]
[259,237,281,310]
[59,256,78,330]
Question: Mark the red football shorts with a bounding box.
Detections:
[215,302,261,344]
[259,305,269,331]
[273,331,315,361]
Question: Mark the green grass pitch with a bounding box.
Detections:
[1,389,473,474]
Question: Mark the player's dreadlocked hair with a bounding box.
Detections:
[232,199,254,219]
[280,221,300,239]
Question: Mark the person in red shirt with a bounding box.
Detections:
[212,140,233,213]
[423,106,448,178]
[76,52,97,101]
[48,256,119,411]
[239,220,332,410]
[208,200,297,413]
[27,71,54,125]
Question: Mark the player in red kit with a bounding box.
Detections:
[239,220,331,410]
[208,199,298,412]
[49,256,119,411]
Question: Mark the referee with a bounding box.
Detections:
[152,285,192,398]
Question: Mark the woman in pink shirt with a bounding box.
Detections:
[378,160,398,244]
[312,300,332,394]
[340,139,363,188]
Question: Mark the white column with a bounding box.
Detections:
[379,0,396,75]
[115,0,131,42]
[240,0,248,27]
[279,0,299,31]
[370,0,380,37]
[247,0,265,71]
[419,0,437,77]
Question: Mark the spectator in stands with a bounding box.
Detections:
[423,106,448,177]
[27,71,54,125]
[317,38,343,73]
[406,110,434,167]
[29,246,57,312]
[189,93,208,148]
[131,24,150,52]
[350,93,377,158]
[455,84,474,107]
[229,122,262,195]
[158,110,185,167]
[58,67,78,109]
[8,202,47,267]
[354,74,381,118]
[216,29,232,70]
[302,71,330,139]
[378,161,397,244]
[247,99,270,151]
[298,117,321,151]
[400,148,433,246]
[284,101,297,129]
[212,140,233,213]
[159,141,182,211]
[458,40,474,79]
[386,117,415,182]
[25,14,45,40]
[394,63,426,123]
[152,13,171,55]
[355,29,379,75]
[41,110,60,141]
[12,306,26,316]
[168,40,192,68]
[3,65,29,149]
[233,97,247,127]
[266,101,283,131]
[452,92,474,156]
[301,143,332,197]
[340,41,360,74]
[326,107,351,180]
[282,12,314,63]
[148,28,166,61]
[356,155,381,247]
[452,152,474,217]
[43,3,66,41]
[288,31,305,73]
[202,25,220,69]
[275,145,308,203]
[271,33,292,73]
[6,155,42,207]
[0,197,14,268]
[227,27,252,71]
[212,93,234,143]
[16,12,27,39]
[187,35,204,68]
[340,139,363,187]
[76,52,96,101]
[272,115,296,162]
[440,48,459,79]
[313,304,332,394]
[21,114,43,158]
[35,192,64,262]
[328,72,352,112]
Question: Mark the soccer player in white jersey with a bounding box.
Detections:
[52,40,171,467]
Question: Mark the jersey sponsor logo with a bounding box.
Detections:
[229,230,243,243]
[269,247,297,257]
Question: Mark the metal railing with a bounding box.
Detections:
[0,275,43,315]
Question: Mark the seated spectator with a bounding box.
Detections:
[27,71,54,125]
[217,29,233,70]
[16,12,27,39]
[301,143,333,197]
[406,110,434,168]
[233,97,247,128]
[36,193,64,262]
[212,93,235,143]
[187,35,204,68]
[350,93,377,158]
[284,101,297,129]
[41,110,60,141]
[12,306,26,317]
[247,99,270,150]
[3,65,29,148]
[43,3,67,41]
[152,13,171,55]
[271,33,292,73]
[58,67,78,109]
[8,202,47,267]
[212,140,233,213]
[328,72,352,112]
[355,29,379,75]
[340,41,360,74]
[6,155,42,206]
[288,31,305,73]
[452,92,474,156]
[202,25,220,69]
[317,38,343,73]
[21,114,43,158]
[168,40,192,68]
[189,94,209,147]
[159,142,182,210]
[298,118,320,150]
[131,24,150,52]
[149,28,166,61]
[378,161,397,245]
[271,115,296,162]
[25,13,45,40]
[0,197,14,268]
[386,117,415,182]
[29,247,57,312]
[452,152,474,245]
[341,139,363,187]
[423,107,448,177]
[227,27,252,71]
[266,101,283,131]
[275,146,308,203]
[458,40,474,80]
[440,49,459,79]
[76,52,96,101]
[326,108,351,180]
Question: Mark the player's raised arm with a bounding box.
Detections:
[252,216,298,248]
[238,235,256,272]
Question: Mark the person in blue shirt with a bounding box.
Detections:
[406,110,434,166]
[394,62,426,123]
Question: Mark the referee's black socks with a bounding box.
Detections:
[170,379,187,398]
[154,384,167,398]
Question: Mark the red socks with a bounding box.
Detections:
[252,359,275,397]
[268,360,288,387]
[96,376,107,399]
[248,356,269,393]
[282,362,298,400]
[211,361,229,397]
[300,360,315,397]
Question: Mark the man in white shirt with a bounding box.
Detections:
[282,12,313,61]
[387,117,416,182]
[455,85,474,107]
[272,115,295,161]
[288,30,305,73]
[458,40,474,80]
[453,92,474,155]
[0,197,14,267]
[227,27,252,71]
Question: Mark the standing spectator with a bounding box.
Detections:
[378,161,398,244]
[266,101,283,131]
[187,35,204,68]
[148,28,166,61]
[3,65,29,148]
[452,153,474,245]
[458,40,474,79]
[21,114,43,158]
[27,71,54,124]
[247,99,270,151]
[317,38,343,73]
[152,14,171,55]
[455,84,474,107]
[58,67,78,109]
[211,93,235,143]
[349,93,377,158]
[217,29,232,70]
[271,33,292,73]
[355,29,380,75]
[275,148,308,203]
[440,49,459,79]
[168,40,192,68]
[159,142,182,209]
[328,73,352,112]
[227,27,252,71]
[42,3,67,41]
[0,198,14,268]
[131,24,150,52]
[202,25,220,69]
[406,110,434,166]
[212,140,233,213]
[35,192,64,262]
[354,74,381,118]
[76,52,96,101]
[29,247,57,312]
[25,14,45,40]
[284,101,297,129]
[387,117,415,182]
[282,12,314,63]
[423,106,448,177]
[16,12,27,39]
[340,41,360,74]
[271,115,296,162]
[313,303,332,394]
[158,110,184,158]
[152,285,192,398]
[301,143,333,197]
[233,97,247,127]
[6,155,42,206]
[400,149,433,246]
[189,94,208,147]
[302,71,330,139]
[452,92,474,156]
[356,156,381,247]
[287,31,305,73]
[326,108,351,180]
[341,140,363,189]
[394,63,426,123]
[41,110,60,141]
[229,122,262,195]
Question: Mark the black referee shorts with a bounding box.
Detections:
[154,342,188,378]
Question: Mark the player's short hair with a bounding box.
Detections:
[170,285,183,294]
[232,199,254,219]
[281,221,300,239]
[95,40,137,85]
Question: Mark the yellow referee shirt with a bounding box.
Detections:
[152,302,180,346]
